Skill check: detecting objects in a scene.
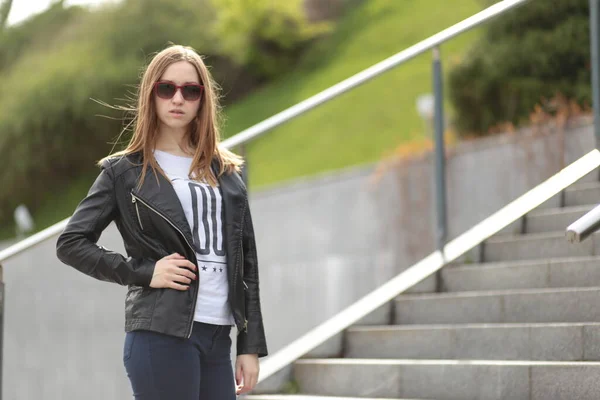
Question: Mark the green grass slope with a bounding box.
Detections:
[222,0,482,188]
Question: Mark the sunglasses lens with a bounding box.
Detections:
[182,85,203,101]
[155,82,203,101]
[156,83,176,99]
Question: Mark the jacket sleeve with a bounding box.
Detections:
[56,161,155,286]
[236,195,269,358]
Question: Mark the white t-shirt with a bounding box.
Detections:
[153,149,235,326]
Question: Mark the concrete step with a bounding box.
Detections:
[496,174,599,233]
[496,205,592,237]
[526,205,594,233]
[534,171,598,211]
[483,232,599,262]
[393,287,600,325]
[565,182,600,207]
[246,396,429,400]
[293,359,600,399]
[345,322,600,361]
[443,256,600,291]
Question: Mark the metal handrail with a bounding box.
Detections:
[221,0,528,149]
[566,203,600,243]
[0,0,529,265]
[257,149,600,385]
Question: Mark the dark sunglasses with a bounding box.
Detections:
[153,81,204,101]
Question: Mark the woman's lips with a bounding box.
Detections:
[169,110,185,117]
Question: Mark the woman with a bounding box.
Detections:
[56,44,268,400]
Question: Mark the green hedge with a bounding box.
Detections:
[448,0,590,136]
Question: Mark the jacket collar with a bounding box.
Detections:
[128,150,245,246]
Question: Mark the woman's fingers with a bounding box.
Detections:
[249,372,258,391]
[235,361,243,392]
[164,252,184,260]
[172,275,192,285]
[173,259,197,271]
[235,356,259,394]
[173,267,197,280]
[168,281,189,291]
[244,368,252,391]
[169,262,196,287]
[151,255,198,290]
[239,370,252,394]
[240,370,258,394]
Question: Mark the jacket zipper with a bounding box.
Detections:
[131,195,144,230]
[234,195,249,333]
[130,191,199,338]
[242,255,248,334]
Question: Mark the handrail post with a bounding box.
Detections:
[591,0,600,148]
[432,47,448,253]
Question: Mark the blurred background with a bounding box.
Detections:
[1,0,589,243]
[0,0,598,399]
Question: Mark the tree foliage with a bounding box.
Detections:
[448,0,590,136]
[210,0,332,77]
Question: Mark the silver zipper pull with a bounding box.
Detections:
[131,194,144,230]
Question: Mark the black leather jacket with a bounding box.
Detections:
[56,150,268,357]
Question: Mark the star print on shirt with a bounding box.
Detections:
[202,265,207,271]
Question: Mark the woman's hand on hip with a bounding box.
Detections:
[235,354,259,395]
[149,253,196,291]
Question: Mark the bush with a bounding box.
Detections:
[448,0,590,136]
[210,0,332,78]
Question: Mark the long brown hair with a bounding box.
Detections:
[98,44,243,188]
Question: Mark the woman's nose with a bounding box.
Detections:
[171,88,185,104]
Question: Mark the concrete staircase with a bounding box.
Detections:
[248,171,600,400]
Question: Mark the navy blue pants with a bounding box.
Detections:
[123,322,236,400]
